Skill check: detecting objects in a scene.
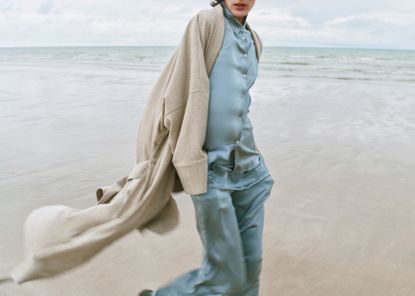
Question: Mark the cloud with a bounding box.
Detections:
[253,8,311,29]
[0,1,13,12]
[0,1,198,46]
[250,5,415,48]
[0,0,414,49]
[317,11,415,47]
[38,0,55,15]
[325,12,415,28]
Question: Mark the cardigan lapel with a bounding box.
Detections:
[206,5,225,77]
[246,22,261,62]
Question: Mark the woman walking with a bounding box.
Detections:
[2,0,275,293]
[139,0,275,295]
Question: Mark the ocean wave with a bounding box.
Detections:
[279,62,311,66]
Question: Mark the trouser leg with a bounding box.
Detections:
[231,174,274,296]
[154,186,246,296]
[154,170,275,296]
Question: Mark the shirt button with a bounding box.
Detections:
[242,73,247,77]
[235,140,240,145]
[242,36,246,40]
[243,54,248,58]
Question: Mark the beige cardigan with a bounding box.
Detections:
[8,4,263,284]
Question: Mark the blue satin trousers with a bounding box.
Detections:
[154,154,275,296]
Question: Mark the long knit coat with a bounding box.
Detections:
[8,4,263,285]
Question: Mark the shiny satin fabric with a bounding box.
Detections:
[203,1,261,175]
[154,154,275,295]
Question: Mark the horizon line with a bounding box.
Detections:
[0,44,414,51]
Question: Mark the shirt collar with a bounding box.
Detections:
[222,2,248,33]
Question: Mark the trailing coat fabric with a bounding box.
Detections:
[8,4,263,285]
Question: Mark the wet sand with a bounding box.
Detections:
[1,49,415,295]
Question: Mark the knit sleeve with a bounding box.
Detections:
[162,13,210,195]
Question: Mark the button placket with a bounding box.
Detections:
[205,4,260,176]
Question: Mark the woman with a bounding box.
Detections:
[139,0,275,295]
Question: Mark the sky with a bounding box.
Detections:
[0,0,414,49]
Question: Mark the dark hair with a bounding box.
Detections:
[210,0,225,7]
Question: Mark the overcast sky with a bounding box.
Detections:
[0,0,414,49]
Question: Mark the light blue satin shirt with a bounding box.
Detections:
[203,2,262,174]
